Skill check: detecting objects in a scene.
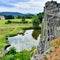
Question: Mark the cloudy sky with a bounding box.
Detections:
[0,0,60,14]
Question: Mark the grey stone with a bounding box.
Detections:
[31,0,60,60]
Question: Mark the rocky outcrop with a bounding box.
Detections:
[31,1,60,60]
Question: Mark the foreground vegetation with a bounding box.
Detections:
[0,47,37,60]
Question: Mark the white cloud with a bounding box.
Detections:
[13,0,45,9]
[0,0,60,14]
[13,3,31,8]
[12,0,45,13]
[0,6,20,12]
[0,6,41,14]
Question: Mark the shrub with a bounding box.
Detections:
[5,20,11,24]
[19,50,30,60]
[9,47,16,54]
[3,55,15,60]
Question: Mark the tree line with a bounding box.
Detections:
[4,12,44,20]
[4,14,35,19]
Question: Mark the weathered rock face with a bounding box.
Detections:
[31,1,60,60]
[38,0,60,55]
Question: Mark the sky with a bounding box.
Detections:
[0,0,60,14]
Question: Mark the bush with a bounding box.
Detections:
[19,50,30,60]
[5,20,11,24]
[5,15,14,19]
[8,47,16,54]
[3,55,15,60]
[22,16,26,23]
[25,21,28,23]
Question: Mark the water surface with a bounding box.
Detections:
[7,30,40,52]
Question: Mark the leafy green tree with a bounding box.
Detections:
[22,16,26,23]
[32,16,40,28]
[5,15,14,19]
[37,12,44,23]
[25,14,34,19]
[17,15,21,19]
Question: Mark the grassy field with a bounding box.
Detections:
[0,19,41,51]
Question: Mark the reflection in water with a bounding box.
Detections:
[32,29,41,40]
[7,30,40,52]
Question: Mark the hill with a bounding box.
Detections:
[0,12,25,17]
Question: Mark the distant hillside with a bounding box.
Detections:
[0,12,35,18]
[0,12,25,17]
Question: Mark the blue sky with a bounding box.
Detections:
[0,0,60,14]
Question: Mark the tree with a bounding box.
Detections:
[17,15,21,19]
[32,16,40,28]
[5,15,14,19]
[22,16,25,23]
[37,12,44,23]
[25,14,34,19]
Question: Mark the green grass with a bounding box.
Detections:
[1,47,35,60]
[0,19,33,38]
[0,37,8,51]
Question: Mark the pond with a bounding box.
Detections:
[7,29,40,52]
